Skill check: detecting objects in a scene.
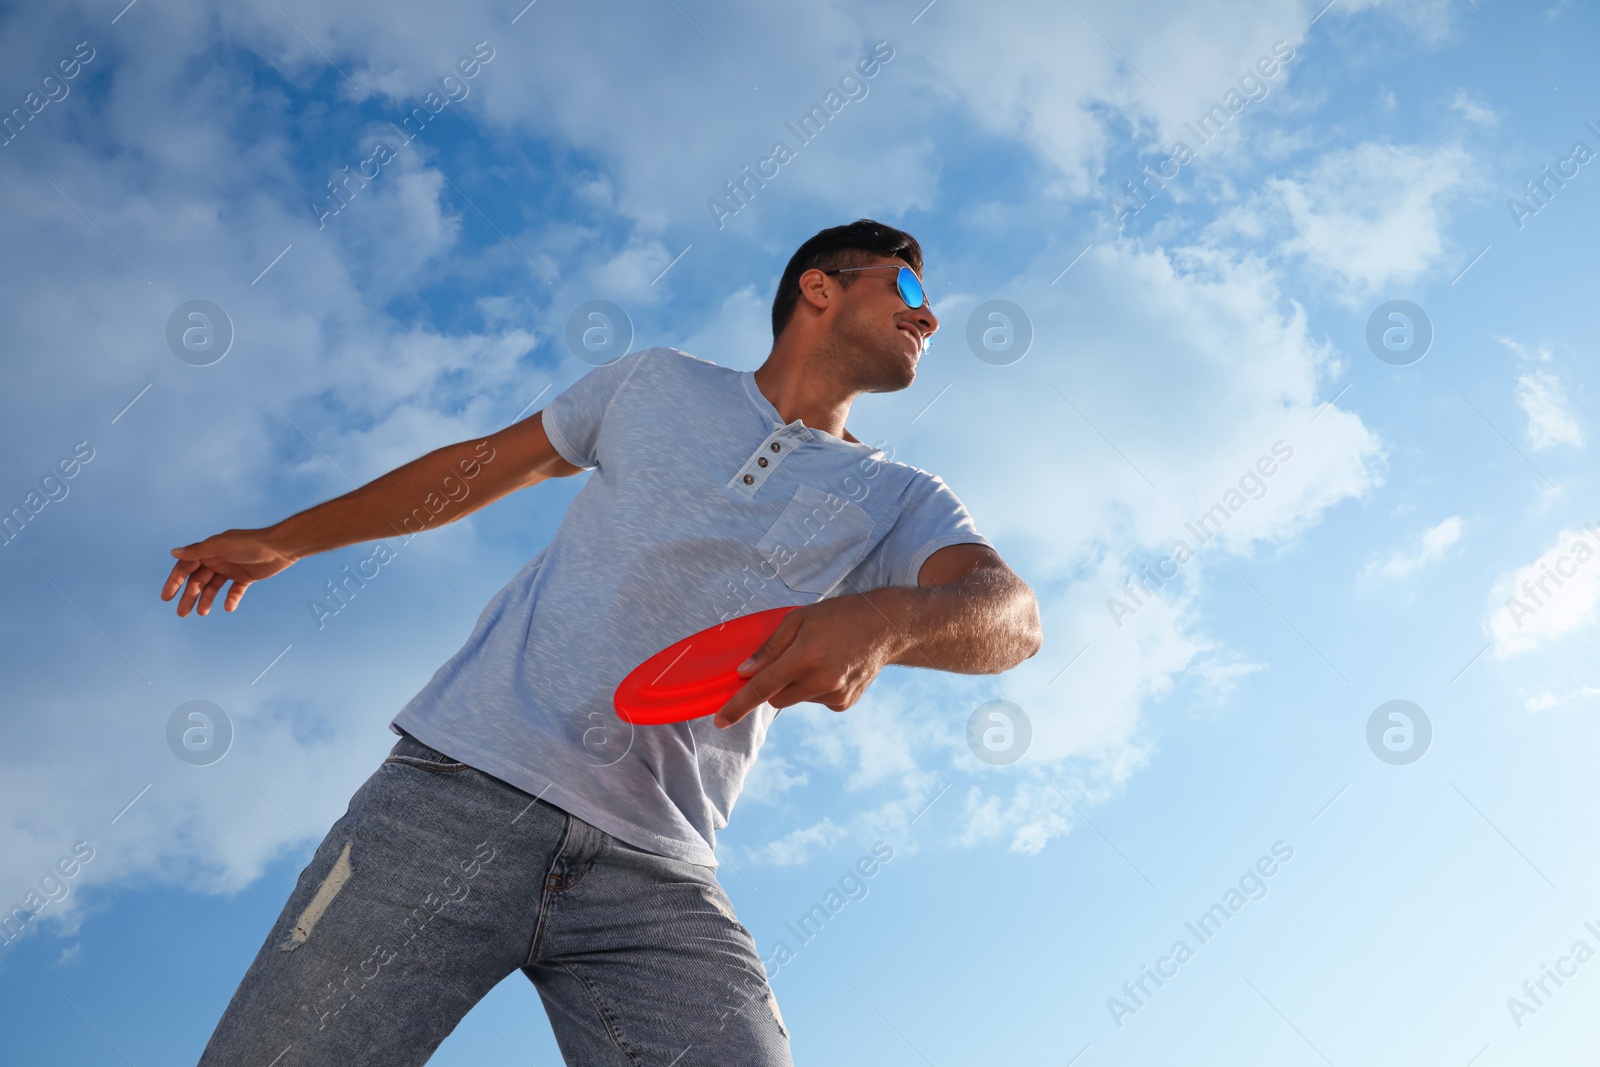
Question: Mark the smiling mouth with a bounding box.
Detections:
[897,325,922,350]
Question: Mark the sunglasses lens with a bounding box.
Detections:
[897,267,925,309]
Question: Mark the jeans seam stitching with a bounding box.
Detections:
[525,816,576,966]
[560,959,642,1066]
[382,755,470,772]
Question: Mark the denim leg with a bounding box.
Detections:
[524,824,793,1067]
[199,734,568,1067]
[200,733,792,1066]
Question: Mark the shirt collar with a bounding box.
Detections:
[740,370,883,454]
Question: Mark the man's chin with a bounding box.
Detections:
[864,366,916,394]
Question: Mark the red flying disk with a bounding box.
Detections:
[613,606,799,725]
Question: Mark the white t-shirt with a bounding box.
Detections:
[391,347,992,866]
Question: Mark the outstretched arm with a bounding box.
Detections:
[713,543,1043,728]
[161,410,584,617]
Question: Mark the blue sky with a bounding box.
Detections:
[2,0,1598,1062]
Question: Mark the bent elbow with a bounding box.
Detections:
[1020,591,1044,662]
[1014,631,1044,672]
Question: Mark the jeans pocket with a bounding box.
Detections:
[383,732,471,772]
[756,485,875,595]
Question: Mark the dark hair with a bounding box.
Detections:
[770,218,924,339]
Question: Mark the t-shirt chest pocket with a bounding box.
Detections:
[756,485,876,595]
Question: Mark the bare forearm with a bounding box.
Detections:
[268,438,505,561]
[868,568,1043,674]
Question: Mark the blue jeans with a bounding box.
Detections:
[199,732,792,1066]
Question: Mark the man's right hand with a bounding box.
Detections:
[162,528,299,617]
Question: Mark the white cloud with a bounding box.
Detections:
[915,241,1385,565]
[1487,526,1600,657]
[1189,656,1270,707]
[679,285,772,370]
[1333,0,1459,44]
[1517,371,1585,450]
[1254,142,1479,293]
[1360,515,1463,582]
[1498,337,1584,450]
[1523,685,1600,712]
[744,818,849,867]
[1543,0,1577,22]
[739,753,809,806]
[957,781,1074,856]
[1450,88,1500,127]
[1525,691,1560,712]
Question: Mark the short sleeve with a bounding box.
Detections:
[540,348,654,470]
[845,470,994,591]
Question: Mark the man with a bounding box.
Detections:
[165,218,1042,1065]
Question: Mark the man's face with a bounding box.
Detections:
[820,255,939,393]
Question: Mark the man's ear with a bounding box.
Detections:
[795,267,833,314]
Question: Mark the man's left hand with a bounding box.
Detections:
[712,593,905,729]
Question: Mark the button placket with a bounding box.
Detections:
[728,422,809,496]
